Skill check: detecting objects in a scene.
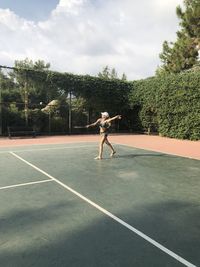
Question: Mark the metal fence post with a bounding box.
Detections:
[0,83,2,135]
[68,90,72,134]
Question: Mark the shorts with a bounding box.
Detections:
[100,131,108,137]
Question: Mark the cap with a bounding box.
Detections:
[101,112,109,118]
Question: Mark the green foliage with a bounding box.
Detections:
[0,63,131,133]
[50,117,68,133]
[97,66,127,81]
[110,68,118,79]
[129,72,200,140]
[2,103,25,132]
[13,58,59,105]
[98,66,110,79]
[158,0,200,75]
[1,58,200,140]
[159,34,198,74]
[45,70,131,114]
[29,109,48,132]
[176,0,200,42]
[121,73,127,81]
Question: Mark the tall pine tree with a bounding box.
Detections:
[157,0,200,75]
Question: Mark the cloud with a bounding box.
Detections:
[53,0,85,14]
[0,0,183,79]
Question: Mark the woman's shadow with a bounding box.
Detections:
[114,153,176,159]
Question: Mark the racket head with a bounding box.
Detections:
[73,126,87,129]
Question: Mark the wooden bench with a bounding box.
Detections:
[7,126,36,139]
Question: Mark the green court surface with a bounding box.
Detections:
[0,142,200,267]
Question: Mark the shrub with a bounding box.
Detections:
[129,72,200,140]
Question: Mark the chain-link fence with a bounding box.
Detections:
[0,65,136,136]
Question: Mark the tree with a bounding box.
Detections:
[157,0,200,75]
[13,58,56,104]
[98,66,110,79]
[158,33,198,74]
[121,73,127,81]
[176,0,200,46]
[110,68,118,79]
[0,68,21,104]
[98,66,127,80]
[9,58,54,125]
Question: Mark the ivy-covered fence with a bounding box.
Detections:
[129,72,200,140]
[1,66,200,139]
[44,71,133,133]
[0,67,132,135]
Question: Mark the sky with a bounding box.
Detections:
[0,0,183,80]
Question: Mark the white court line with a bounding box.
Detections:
[0,179,53,190]
[10,151,197,267]
[0,144,96,154]
[0,140,97,149]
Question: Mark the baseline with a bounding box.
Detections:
[0,144,96,154]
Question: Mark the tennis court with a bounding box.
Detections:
[0,138,200,267]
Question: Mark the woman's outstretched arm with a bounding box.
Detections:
[106,115,121,123]
[86,119,101,128]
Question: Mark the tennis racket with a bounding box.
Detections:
[73,125,87,129]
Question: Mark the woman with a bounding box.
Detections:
[86,112,122,159]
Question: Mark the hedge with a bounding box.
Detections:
[1,66,200,139]
[129,72,200,140]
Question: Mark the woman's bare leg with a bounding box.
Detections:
[95,136,106,159]
[105,137,116,157]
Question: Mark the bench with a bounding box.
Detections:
[7,126,36,139]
